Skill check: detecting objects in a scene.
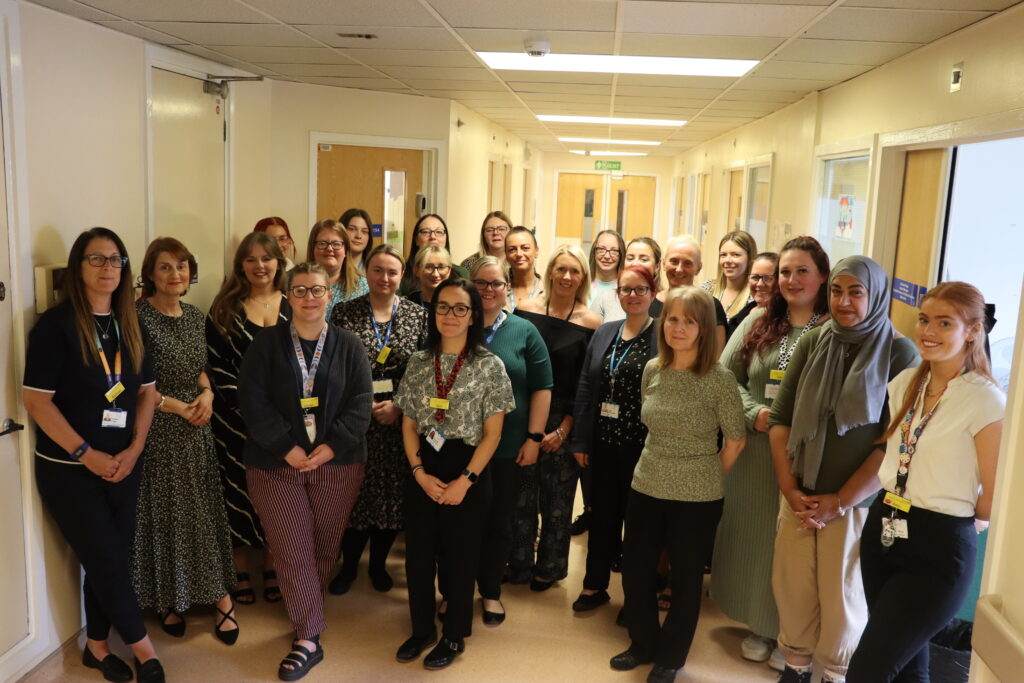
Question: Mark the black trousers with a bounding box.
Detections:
[623,489,722,670]
[35,457,147,644]
[476,457,522,600]
[583,439,642,591]
[847,495,977,683]
[404,437,491,642]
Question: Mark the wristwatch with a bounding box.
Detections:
[461,468,479,484]
[526,432,543,443]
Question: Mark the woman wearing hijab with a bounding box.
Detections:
[767,256,918,683]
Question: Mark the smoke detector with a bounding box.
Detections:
[524,40,550,57]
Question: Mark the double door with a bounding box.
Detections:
[555,172,656,253]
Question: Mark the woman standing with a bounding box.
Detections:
[711,237,829,669]
[133,237,237,644]
[571,266,659,612]
[306,219,368,318]
[329,246,427,595]
[504,227,544,311]
[588,230,626,306]
[254,217,296,270]
[206,232,290,606]
[612,286,746,683]
[701,230,758,331]
[393,280,514,669]
[470,256,553,624]
[239,263,373,681]
[340,208,374,274]
[460,210,511,272]
[726,251,779,337]
[400,214,469,294]
[510,245,601,589]
[24,228,164,683]
[847,282,1003,682]
[407,246,453,308]
[592,237,661,321]
[767,256,918,683]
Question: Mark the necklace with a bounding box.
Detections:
[249,294,277,310]
[95,315,113,340]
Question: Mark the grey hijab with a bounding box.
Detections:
[787,256,893,489]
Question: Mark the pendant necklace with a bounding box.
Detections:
[95,316,113,340]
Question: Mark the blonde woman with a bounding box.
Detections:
[701,230,757,332]
[408,245,454,308]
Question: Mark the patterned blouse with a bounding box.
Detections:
[327,276,369,321]
[395,348,515,446]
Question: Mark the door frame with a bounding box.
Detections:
[549,169,661,254]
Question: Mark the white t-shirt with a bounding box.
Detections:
[879,368,1005,518]
[591,286,625,322]
[589,277,618,307]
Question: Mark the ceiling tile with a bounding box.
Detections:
[615,85,726,98]
[456,29,615,54]
[740,75,836,91]
[614,74,738,89]
[429,0,617,31]
[753,60,873,81]
[403,79,507,91]
[419,89,520,100]
[508,82,611,95]
[138,22,319,46]
[339,49,478,67]
[93,20,188,44]
[504,71,614,85]
[298,77,410,89]
[376,66,495,81]
[298,25,462,50]
[521,92,613,104]
[844,0,1018,9]
[27,0,119,21]
[255,63,384,78]
[804,8,993,43]
[618,34,781,59]
[205,46,352,63]
[721,88,805,102]
[622,1,826,38]
[773,38,922,65]
[242,0,441,26]
[79,0,273,22]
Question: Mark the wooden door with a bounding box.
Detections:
[610,175,656,242]
[556,173,604,249]
[727,168,744,232]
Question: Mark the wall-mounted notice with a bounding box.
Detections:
[892,277,924,306]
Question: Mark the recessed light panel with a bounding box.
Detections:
[569,150,648,156]
[559,137,661,146]
[479,52,757,78]
[540,114,686,126]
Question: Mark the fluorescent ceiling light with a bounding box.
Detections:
[540,114,686,127]
[559,137,661,146]
[570,150,648,157]
[478,52,757,78]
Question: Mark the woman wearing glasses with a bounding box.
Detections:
[401,214,469,295]
[504,226,545,311]
[592,237,662,321]
[588,230,626,306]
[306,219,368,319]
[253,217,296,270]
[407,245,453,308]
[24,228,164,683]
[394,280,514,669]
[340,208,374,275]
[725,252,779,338]
[239,263,373,681]
[460,210,512,273]
[570,266,659,613]
[329,246,427,596]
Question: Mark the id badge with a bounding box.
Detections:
[429,397,450,411]
[883,491,912,513]
[372,378,394,395]
[101,408,127,429]
[376,346,391,364]
[600,401,620,419]
[303,413,316,442]
[300,397,319,409]
[426,427,446,452]
[104,381,125,403]
[881,518,895,547]
[892,518,909,539]
[765,369,785,400]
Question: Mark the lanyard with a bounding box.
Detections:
[369,298,397,360]
[894,372,958,497]
[609,318,651,399]
[290,324,328,399]
[433,347,468,422]
[777,313,821,371]
[508,276,538,310]
[92,317,122,393]
[485,310,507,347]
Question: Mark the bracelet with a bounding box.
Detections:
[157,394,166,412]
[836,493,846,517]
[70,441,90,461]
[555,427,567,441]
[411,464,424,476]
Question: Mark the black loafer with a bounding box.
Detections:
[82,648,132,683]
[610,649,651,671]
[369,568,393,593]
[327,569,356,596]
[423,637,464,670]
[396,633,437,663]
[648,664,680,683]
[572,590,610,612]
[481,599,506,626]
[134,657,166,683]
[529,577,555,592]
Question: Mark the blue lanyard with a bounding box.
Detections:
[91,317,122,391]
[485,310,507,347]
[609,317,650,378]
[369,298,397,356]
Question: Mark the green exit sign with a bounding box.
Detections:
[594,160,621,171]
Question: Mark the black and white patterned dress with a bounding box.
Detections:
[132,300,235,613]
[331,294,427,530]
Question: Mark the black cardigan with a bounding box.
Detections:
[569,319,658,455]
[238,322,372,469]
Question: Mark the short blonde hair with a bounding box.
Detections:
[543,244,591,306]
[656,286,718,376]
[470,255,510,282]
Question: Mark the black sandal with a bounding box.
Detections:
[158,610,186,638]
[214,601,239,645]
[263,570,282,603]
[232,572,256,605]
[278,638,323,681]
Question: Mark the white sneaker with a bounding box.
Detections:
[768,647,786,672]
[740,634,773,662]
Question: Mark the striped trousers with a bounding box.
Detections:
[247,463,364,639]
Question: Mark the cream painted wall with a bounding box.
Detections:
[229,78,273,242]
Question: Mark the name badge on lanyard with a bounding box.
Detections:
[764,369,785,400]
[600,402,620,419]
[371,299,397,366]
[95,318,127,428]
[426,427,446,451]
[292,324,328,444]
[373,378,394,395]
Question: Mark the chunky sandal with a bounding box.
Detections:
[278,639,323,681]
[263,570,282,603]
[232,572,256,605]
[214,601,239,645]
[158,610,186,638]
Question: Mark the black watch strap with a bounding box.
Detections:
[461,468,478,484]
[526,432,543,442]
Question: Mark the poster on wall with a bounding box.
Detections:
[835,194,854,239]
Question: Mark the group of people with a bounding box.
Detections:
[22,209,1004,683]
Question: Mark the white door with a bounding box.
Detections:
[151,68,226,312]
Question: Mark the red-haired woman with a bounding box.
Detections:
[254,216,296,269]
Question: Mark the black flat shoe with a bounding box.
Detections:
[529,577,555,592]
[481,599,506,626]
[278,639,323,681]
[569,510,591,536]
[158,610,185,638]
[82,647,133,683]
[610,649,651,671]
[327,567,356,596]
[232,571,256,605]
[648,664,679,683]
[134,658,165,683]
[214,602,239,645]
[396,632,437,663]
[572,590,610,612]
[423,637,464,670]
[263,570,282,603]
[369,567,393,593]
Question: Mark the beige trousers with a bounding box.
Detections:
[772,501,868,680]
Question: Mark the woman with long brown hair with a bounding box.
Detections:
[306,219,368,318]
[460,210,512,273]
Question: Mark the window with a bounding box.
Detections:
[744,164,770,247]
[816,155,870,262]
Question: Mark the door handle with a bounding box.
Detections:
[0,419,25,437]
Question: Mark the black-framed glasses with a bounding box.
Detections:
[483,226,509,236]
[617,285,651,296]
[749,274,775,284]
[423,264,451,274]
[435,302,471,317]
[417,228,446,238]
[83,254,128,268]
[472,278,508,290]
[595,247,621,257]
[314,240,345,251]
[274,235,292,244]
[290,285,328,299]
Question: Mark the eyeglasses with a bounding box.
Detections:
[472,279,508,290]
[83,254,128,268]
[749,274,775,284]
[274,236,292,244]
[595,247,621,257]
[314,240,345,251]
[423,264,451,274]
[435,302,471,317]
[289,285,328,298]
[617,285,651,296]
[484,226,509,236]
[417,228,446,238]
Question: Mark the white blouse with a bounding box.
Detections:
[879,369,1005,518]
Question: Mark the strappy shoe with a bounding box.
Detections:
[158,610,185,638]
[232,572,256,605]
[278,639,323,681]
[214,601,239,645]
[263,570,283,603]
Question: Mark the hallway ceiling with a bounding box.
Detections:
[30,0,1022,156]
